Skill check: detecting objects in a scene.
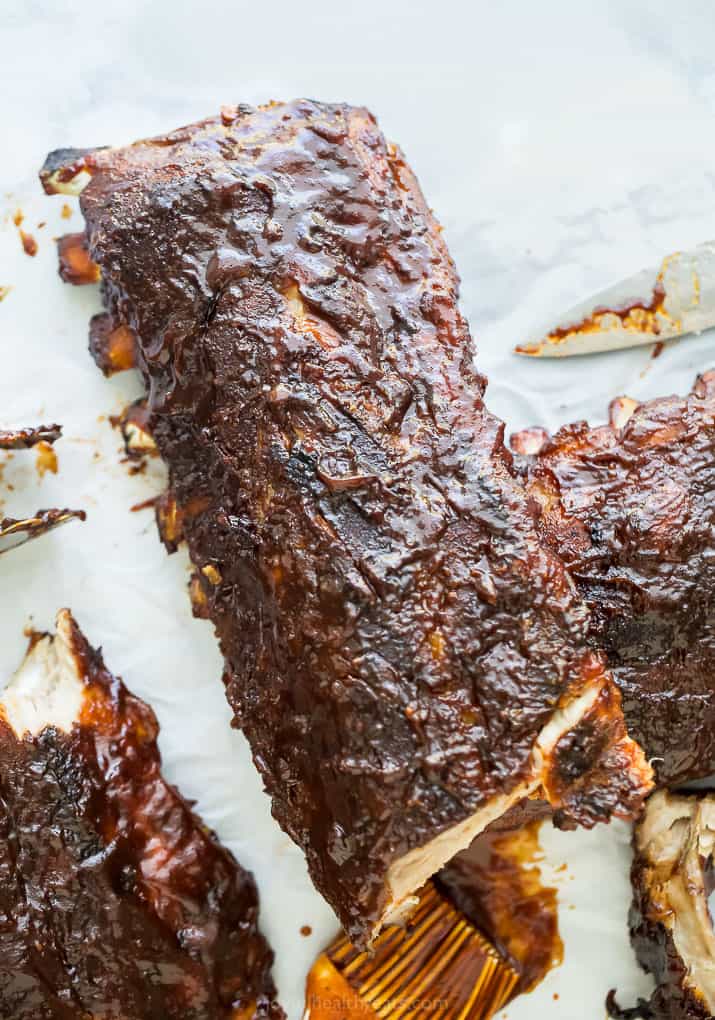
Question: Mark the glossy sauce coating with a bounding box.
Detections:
[0,615,281,1019]
[513,372,715,787]
[43,100,650,943]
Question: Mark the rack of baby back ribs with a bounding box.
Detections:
[31,98,715,1018]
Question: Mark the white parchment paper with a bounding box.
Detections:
[4,3,715,1016]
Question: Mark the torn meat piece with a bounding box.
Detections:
[512,373,715,787]
[89,313,138,374]
[42,100,651,944]
[626,790,715,1019]
[113,398,159,460]
[0,609,282,1020]
[0,423,62,449]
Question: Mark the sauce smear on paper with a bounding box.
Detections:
[19,229,38,256]
[35,441,58,477]
[436,820,562,995]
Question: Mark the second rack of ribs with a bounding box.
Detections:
[512,373,715,790]
[41,100,651,943]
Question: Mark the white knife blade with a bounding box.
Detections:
[515,242,715,357]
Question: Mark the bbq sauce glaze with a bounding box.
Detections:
[0,615,282,1020]
[513,372,715,788]
[42,100,650,944]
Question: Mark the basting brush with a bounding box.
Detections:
[304,881,519,1020]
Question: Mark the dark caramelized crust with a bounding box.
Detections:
[513,373,715,787]
[0,611,282,1020]
[42,100,651,941]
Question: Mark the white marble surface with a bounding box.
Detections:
[3,2,715,1017]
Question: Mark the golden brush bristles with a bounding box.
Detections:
[305,882,519,1020]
